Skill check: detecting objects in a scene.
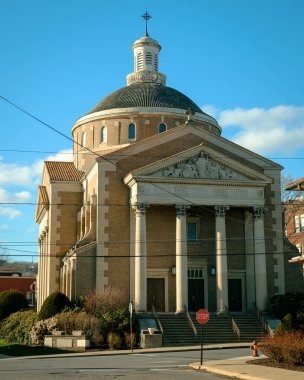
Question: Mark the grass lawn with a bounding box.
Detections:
[0,339,81,357]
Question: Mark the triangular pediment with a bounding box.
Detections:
[126,145,272,184]
[35,186,49,223]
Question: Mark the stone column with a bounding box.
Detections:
[175,205,189,313]
[215,206,229,313]
[133,203,149,312]
[252,207,267,310]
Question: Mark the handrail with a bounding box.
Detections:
[253,303,274,336]
[225,305,240,342]
[184,304,198,340]
[151,304,164,335]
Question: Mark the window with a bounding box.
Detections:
[137,52,143,71]
[187,221,197,241]
[154,54,158,71]
[146,52,152,65]
[81,131,86,147]
[158,123,167,133]
[128,123,136,140]
[294,214,304,233]
[100,126,107,143]
[188,269,203,278]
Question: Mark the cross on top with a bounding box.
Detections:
[142,11,152,36]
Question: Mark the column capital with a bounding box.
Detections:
[252,206,267,220]
[214,205,229,218]
[175,204,190,216]
[132,202,150,216]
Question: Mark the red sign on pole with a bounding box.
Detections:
[196,308,209,324]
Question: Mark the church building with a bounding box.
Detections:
[35,24,300,313]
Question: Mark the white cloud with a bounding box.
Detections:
[0,149,73,187]
[201,105,304,154]
[0,188,31,203]
[0,207,22,219]
[0,224,8,230]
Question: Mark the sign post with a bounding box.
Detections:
[196,308,209,366]
[129,301,133,352]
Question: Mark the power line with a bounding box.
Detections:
[0,95,293,237]
[0,148,304,160]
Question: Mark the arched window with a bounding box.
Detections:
[137,52,143,71]
[158,123,167,133]
[128,123,136,140]
[100,126,107,143]
[81,131,86,147]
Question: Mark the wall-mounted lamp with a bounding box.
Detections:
[171,265,176,276]
[210,266,216,276]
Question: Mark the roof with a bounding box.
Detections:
[87,82,205,115]
[45,161,84,182]
[285,177,304,191]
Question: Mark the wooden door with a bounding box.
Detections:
[228,279,242,312]
[147,278,165,312]
[188,278,204,311]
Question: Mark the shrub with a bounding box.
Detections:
[270,292,304,320]
[260,331,304,365]
[84,287,125,319]
[30,317,58,345]
[275,313,295,335]
[100,308,131,336]
[124,332,136,349]
[92,335,105,347]
[0,290,28,320]
[107,332,121,350]
[38,291,71,320]
[56,311,100,337]
[0,310,37,345]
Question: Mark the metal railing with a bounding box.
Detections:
[151,304,164,335]
[253,304,274,336]
[225,305,240,341]
[184,304,198,340]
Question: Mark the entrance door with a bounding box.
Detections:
[228,279,242,312]
[188,279,204,311]
[147,278,165,312]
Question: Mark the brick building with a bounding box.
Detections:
[0,271,36,306]
[35,30,301,312]
[285,178,304,271]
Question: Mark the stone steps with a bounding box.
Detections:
[155,312,266,346]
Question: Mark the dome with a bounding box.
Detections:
[87,82,205,115]
[132,35,161,50]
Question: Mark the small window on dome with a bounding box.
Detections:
[137,52,143,71]
[146,52,152,65]
[128,123,136,140]
[158,123,167,133]
[100,126,107,143]
[81,131,86,147]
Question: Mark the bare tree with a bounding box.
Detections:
[0,247,10,267]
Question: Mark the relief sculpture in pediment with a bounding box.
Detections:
[153,152,248,180]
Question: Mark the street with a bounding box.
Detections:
[0,348,249,379]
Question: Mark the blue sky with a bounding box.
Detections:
[0,0,303,262]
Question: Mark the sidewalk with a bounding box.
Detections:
[189,355,304,380]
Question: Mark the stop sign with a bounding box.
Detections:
[196,308,209,324]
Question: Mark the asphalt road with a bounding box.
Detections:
[0,348,249,380]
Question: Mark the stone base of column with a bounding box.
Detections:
[175,308,185,314]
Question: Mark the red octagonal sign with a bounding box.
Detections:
[196,308,209,324]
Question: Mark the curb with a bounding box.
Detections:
[189,362,271,380]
